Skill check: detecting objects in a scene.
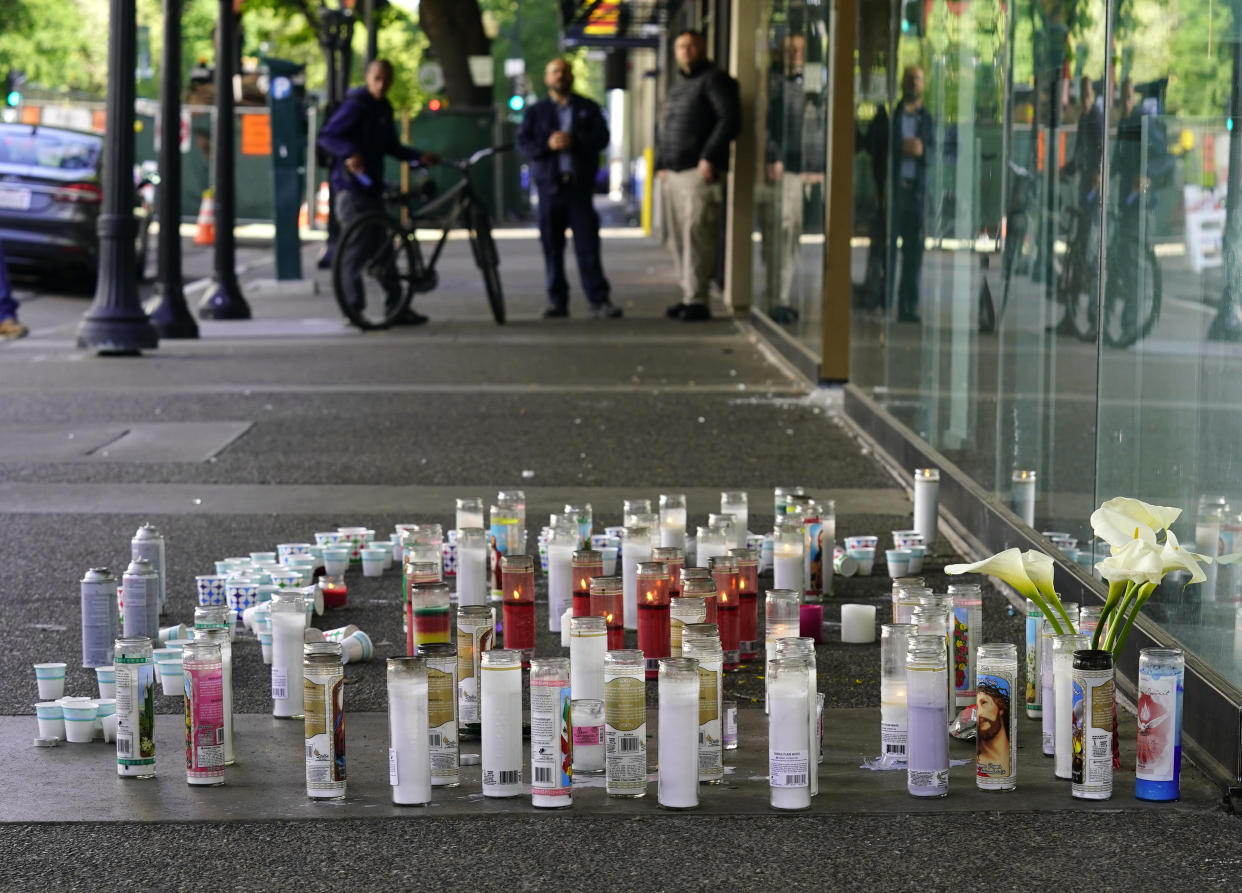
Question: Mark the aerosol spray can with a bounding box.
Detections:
[122,558,160,641]
[80,568,119,668]
[131,524,166,616]
[114,636,156,778]
[1071,649,1114,800]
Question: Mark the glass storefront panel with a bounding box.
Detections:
[752,2,830,352]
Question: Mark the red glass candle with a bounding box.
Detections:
[411,582,453,655]
[588,576,625,650]
[636,561,671,679]
[572,549,602,618]
[651,547,684,597]
[709,556,741,670]
[501,554,536,663]
[317,575,348,611]
[731,547,760,660]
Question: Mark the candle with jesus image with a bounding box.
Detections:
[975,644,1018,791]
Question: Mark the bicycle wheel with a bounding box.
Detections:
[1102,245,1162,349]
[468,202,505,324]
[332,213,417,330]
[1058,240,1097,341]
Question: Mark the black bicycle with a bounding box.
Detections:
[332,144,510,330]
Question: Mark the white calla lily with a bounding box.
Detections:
[1097,497,1182,534]
[1090,505,1160,550]
[1159,529,1208,585]
[1020,551,1057,604]
[945,548,1038,599]
[1095,538,1165,585]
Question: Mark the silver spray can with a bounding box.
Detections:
[122,558,160,641]
[80,567,119,668]
[1071,648,1114,800]
[131,524,166,616]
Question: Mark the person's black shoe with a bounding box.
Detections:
[391,309,430,326]
[591,302,623,319]
[680,303,712,322]
[768,305,799,324]
[541,306,570,319]
[666,302,687,319]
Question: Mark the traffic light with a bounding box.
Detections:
[427,97,444,112]
[5,69,26,107]
[901,0,923,36]
[507,74,527,113]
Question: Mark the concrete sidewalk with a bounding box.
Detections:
[0,231,1235,890]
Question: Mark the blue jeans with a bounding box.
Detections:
[536,180,610,308]
[0,240,17,321]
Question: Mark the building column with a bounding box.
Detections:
[821,0,856,381]
[723,0,759,316]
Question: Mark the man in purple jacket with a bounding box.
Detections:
[318,59,439,325]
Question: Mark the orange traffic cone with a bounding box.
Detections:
[313,181,330,229]
[298,201,309,230]
[194,189,215,246]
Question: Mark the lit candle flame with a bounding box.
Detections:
[606,612,614,623]
[512,590,520,600]
[645,591,654,603]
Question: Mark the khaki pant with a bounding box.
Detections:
[660,168,722,305]
[755,173,804,306]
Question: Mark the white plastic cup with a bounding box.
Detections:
[601,546,619,576]
[906,545,926,574]
[886,549,912,578]
[35,702,64,740]
[341,630,374,665]
[304,627,326,643]
[259,630,273,664]
[159,661,184,696]
[361,547,387,578]
[34,663,66,700]
[62,701,98,743]
[95,666,116,699]
[323,546,350,577]
[95,697,117,742]
[847,548,876,576]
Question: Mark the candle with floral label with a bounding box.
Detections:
[530,658,572,808]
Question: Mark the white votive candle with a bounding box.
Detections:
[622,527,653,631]
[388,657,431,806]
[455,529,487,608]
[547,543,574,632]
[769,656,812,810]
[570,616,607,702]
[481,650,523,797]
[912,468,940,547]
[841,604,877,644]
[1011,469,1036,527]
[658,657,700,809]
[271,592,305,719]
[772,535,804,593]
[721,491,748,548]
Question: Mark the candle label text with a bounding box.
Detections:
[769,749,810,787]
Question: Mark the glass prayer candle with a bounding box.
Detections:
[604,650,647,798]
[456,605,494,731]
[403,560,440,642]
[1079,604,1103,638]
[708,556,740,669]
[669,595,708,657]
[622,498,652,528]
[1041,619,1057,757]
[409,583,452,654]
[1136,647,1185,801]
[913,468,940,547]
[387,656,431,806]
[681,566,711,586]
[976,642,1018,791]
[270,590,306,720]
[530,658,573,807]
[906,635,949,798]
[415,642,459,788]
[658,493,687,550]
[304,642,346,800]
[775,636,820,788]
[572,550,603,617]
[455,527,488,607]
[480,649,524,798]
[881,623,918,763]
[720,491,748,548]
[947,583,982,707]
[621,526,653,632]
[772,524,804,593]
[1053,632,1090,780]
[570,615,607,702]
[496,489,527,531]
[1011,469,1037,527]
[657,656,700,810]
[890,577,928,624]
[489,503,523,601]
[774,485,805,518]
[683,634,723,784]
[546,523,578,634]
[801,501,825,597]
[707,514,737,552]
[730,547,760,660]
[682,577,718,624]
[696,525,728,568]
[1072,649,1114,801]
[589,576,625,650]
[401,525,444,580]
[194,627,234,766]
[764,589,801,711]
[181,641,225,786]
[652,546,684,597]
[571,697,605,776]
[500,555,535,663]
[768,655,812,810]
[456,497,485,532]
[636,562,671,678]
[317,574,348,611]
[563,503,593,547]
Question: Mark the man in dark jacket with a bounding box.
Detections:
[317,59,439,325]
[656,30,740,321]
[888,65,933,323]
[516,58,621,319]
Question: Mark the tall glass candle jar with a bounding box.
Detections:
[563,503,593,548]
[765,589,802,712]
[622,498,652,528]
[976,643,1018,791]
[681,566,711,586]
[1052,632,1089,780]
[913,468,940,546]
[800,501,824,597]
[455,527,488,608]
[946,583,982,707]
[768,655,812,810]
[456,605,494,732]
[1041,618,1057,757]
[621,526,653,631]
[696,525,728,568]
[570,615,607,702]
[387,656,431,806]
[530,657,572,808]
[634,562,670,678]
[1136,648,1185,801]
[270,591,306,719]
[1072,649,1114,800]
[731,547,760,660]
[708,556,741,669]
[913,601,954,722]
[304,642,346,801]
[546,523,578,632]
[652,546,684,597]
[774,485,805,518]
[720,491,749,548]
[415,642,459,788]
[181,641,225,786]
[669,595,708,657]
[1079,605,1103,638]
[114,636,156,778]
[658,493,687,551]
[409,583,451,655]
[1025,598,1043,720]
[572,550,603,617]
[906,635,949,798]
[500,555,535,662]
[489,504,522,601]
[684,634,723,784]
[481,649,523,798]
[657,656,700,810]
[881,623,918,763]
[891,578,929,625]
[404,560,440,639]
[604,650,647,798]
[1011,469,1037,527]
[682,577,718,624]
[819,499,837,596]
[775,636,820,789]
[589,576,625,650]
[571,697,605,776]
[772,525,804,593]
[456,496,485,532]
[194,627,234,766]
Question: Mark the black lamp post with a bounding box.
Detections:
[147,0,198,338]
[198,0,252,319]
[76,0,158,355]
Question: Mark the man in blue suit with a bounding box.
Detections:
[517,58,621,319]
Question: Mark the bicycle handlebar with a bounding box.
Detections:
[444,144,514,172]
